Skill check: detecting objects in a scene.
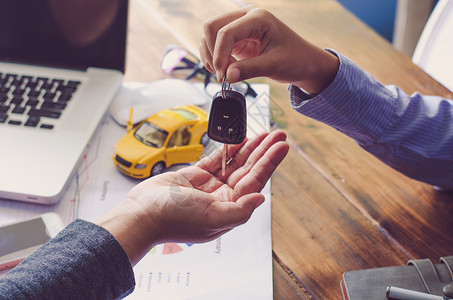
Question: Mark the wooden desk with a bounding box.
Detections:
[127,0,453,299]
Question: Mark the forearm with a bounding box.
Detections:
[290,50,453,189]
[0,219,135,300]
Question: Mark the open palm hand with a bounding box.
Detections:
[126,130,289,245]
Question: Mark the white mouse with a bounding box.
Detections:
[109,78,209,126]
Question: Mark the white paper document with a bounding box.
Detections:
[0,83,273,299]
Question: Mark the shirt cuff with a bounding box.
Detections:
[288,48,340,107]
[289,49,396,144]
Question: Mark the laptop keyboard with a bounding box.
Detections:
[0,72,81,129]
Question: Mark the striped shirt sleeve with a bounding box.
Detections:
[289,50,453,190]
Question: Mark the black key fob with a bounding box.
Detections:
[208,90,247,144]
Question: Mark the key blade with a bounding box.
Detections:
[222,143,228,176]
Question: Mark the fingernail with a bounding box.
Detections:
[216,71,222,82]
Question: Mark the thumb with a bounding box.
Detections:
[226,54,275,83]
[228,193,265,226]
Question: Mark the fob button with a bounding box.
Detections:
[223,115,230,119]
[228,128,233,134]
[217,126,222,131]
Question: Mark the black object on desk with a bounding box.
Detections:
[341,256,453,300]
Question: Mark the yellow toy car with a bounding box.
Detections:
[113,105,209,179]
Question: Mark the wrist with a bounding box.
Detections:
[95,199,159,266]
[292,47,339,95]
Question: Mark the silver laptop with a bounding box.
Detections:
[0,1,128,204]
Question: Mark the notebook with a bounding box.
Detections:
[341,256,453,300]
[0,0,128,204]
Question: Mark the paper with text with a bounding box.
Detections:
[0,83,273,299]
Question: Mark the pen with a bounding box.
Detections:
[386,286,453,300]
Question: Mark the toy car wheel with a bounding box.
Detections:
[200,132,209,147]
[150,161,165,177]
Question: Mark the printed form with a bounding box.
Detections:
[0,83,274,299]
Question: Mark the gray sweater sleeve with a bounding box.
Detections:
[0,219,135,300]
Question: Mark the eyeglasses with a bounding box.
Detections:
[161,44,257,98]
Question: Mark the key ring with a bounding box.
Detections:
[221,76,231,99]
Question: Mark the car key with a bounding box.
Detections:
[208,78,247,175]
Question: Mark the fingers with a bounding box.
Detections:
[202,7,251,59]
[202,6,329,90]
[235,140,289,196]
[197,130,288,183]
[201,6,252,79]
[199,37,214,74]
[226,49,284,83]
[230,130,287,174]
[228,130,289,194]
[202,6,276,82]
[195,135,256,177]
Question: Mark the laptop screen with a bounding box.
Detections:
[0,0,128,73]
